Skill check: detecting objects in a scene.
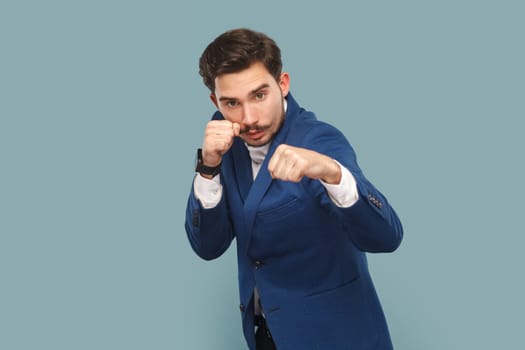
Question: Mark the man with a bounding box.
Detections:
[185,28,403,350]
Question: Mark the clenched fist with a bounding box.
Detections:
[202,120,241,168]
[268,144,342,184]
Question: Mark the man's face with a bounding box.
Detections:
[211,62,290,147]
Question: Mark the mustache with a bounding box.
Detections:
[239,124,270,134]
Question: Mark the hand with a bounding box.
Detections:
[202,120,241,167]
[268,144,342,184]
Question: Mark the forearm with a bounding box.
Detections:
[305,124,403,252]
[193,174,222,209]
[337,177,403,252]
[320,161,359,208]
[185,186,234,260]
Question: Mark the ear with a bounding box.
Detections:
[279,72,290,97]
[209,93,219,109]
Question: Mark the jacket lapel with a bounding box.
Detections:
[240,94,301,254]
[231,137,253,202]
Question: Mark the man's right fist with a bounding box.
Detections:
[201,120,241,167]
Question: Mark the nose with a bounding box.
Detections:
[242,104,258,126]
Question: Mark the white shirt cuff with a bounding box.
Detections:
[320,161,359,208]
[193,174,223,209]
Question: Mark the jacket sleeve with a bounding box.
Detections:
[303,123,403,253]
[184,182,235,260]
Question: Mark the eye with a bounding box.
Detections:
[255,92,265,101]
[225,100,238,108]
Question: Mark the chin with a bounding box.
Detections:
[244,140,268,147]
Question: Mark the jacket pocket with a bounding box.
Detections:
[293,276,378,349]
[256,197,300,222]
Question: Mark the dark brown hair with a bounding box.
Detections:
[199,28,282,92]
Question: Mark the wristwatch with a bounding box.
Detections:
[195,148,221,177]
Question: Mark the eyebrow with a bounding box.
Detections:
[218,83,270,102]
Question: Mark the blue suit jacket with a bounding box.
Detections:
[185,93,403,349]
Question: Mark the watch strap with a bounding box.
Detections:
[195,148,221,176]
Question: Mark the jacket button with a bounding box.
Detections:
[368,195,382,208]
[254,260,264,269]
[239,303,245,312]
[192,210,199,227]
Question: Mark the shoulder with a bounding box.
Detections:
[288,111,347,148]
[211,111,224,121]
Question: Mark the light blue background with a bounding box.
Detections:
[1,1,524,349]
